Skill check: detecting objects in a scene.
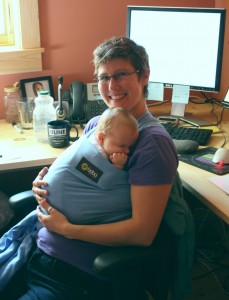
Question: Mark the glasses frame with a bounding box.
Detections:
[96,70,139,83]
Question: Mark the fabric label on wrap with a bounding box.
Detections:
[76,157,103,183]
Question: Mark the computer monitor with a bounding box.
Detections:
[126,6,226,125]
[222,87,229,108]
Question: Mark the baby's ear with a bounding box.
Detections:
[97,131,105,144]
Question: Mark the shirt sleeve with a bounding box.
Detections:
[128,127,178,185]
[83,116,100,134]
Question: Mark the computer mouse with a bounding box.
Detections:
[212,148,229,164]
[172,139,199,154]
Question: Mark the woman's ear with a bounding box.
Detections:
[144,68,150,83]
[97,131,105,145]
[140,68,150,88]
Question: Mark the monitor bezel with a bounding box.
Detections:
[126,6,226,92]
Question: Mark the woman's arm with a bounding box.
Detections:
[37,183,172,247]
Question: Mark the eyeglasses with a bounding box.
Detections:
[96,70,139,84]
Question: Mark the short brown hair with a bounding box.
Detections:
[93,36,149,98]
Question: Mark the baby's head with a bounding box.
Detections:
[96,107,139,156]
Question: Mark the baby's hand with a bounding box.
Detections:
[110,153,128,169]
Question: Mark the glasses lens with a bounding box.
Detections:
[114,72,129,80]
[97,71,138,83]
[97,75,110,83]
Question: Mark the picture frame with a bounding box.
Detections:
[19,76,54,100]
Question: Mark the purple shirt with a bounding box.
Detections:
[37,111,178,277]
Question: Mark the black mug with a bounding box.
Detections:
[47,120,78,148]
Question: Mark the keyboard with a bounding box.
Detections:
[162,122,213,145]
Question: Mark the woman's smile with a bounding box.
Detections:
[109,92,127,101]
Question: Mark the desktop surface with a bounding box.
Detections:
[151,101,229,224]
[0,102,229,223]
[0,121,64,172]
[0,120,82,172]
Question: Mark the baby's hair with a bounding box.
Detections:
[95,107,138,135]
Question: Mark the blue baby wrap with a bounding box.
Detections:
[43,133,131,225]
[0,210,42,291]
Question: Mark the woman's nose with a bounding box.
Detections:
[108,77,118,89]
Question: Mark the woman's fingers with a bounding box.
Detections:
[32,186,48,196]
[32,167,49,204]
[33,192,45,203]
[38,167,49,179]
[40,198,49,209]
[32,167,49,187]
[37,199,53,215]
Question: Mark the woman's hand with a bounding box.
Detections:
[32,167,49,203]
[37,198,70,236]
[34,167,72,236]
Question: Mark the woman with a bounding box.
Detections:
[8,37,178,299]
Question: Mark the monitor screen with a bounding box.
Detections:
[127,6,226,92]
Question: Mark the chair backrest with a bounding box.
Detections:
[0,191,14,235]
[163,171,195,300]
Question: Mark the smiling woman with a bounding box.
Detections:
[0,0,45,75]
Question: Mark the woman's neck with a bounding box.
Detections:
[130,102,148,119]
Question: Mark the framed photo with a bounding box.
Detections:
[19,76,54,99]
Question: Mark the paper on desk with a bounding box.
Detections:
[208,174,229,195]
[172,85,190,104]
[148,82,164,101]
[171,103,186,117]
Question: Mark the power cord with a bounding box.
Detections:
[189,96,228,146]
[147,95,228,146]
[194,256,229,295]
[192,207,229,295]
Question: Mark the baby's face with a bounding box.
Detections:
[102,126,138,156]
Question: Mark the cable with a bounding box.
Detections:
[189,97,229,146]
[194,208,226,247]
[192,206,229,295]
[189,96,206,104]
[146,99,170,107]
[200,91,211,101]
[219,130,228,148]
[195,257,229,294]
[192,263,228,281]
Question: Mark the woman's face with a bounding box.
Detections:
[97,58,149,118]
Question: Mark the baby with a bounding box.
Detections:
[41,107,139,224]
[91,107,139,169]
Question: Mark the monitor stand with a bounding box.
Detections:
[157,103,217,127]
[179,113,216,127]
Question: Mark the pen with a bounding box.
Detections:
[12,122,23,134]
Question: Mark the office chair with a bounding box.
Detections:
[0,191,14,236]
[6,190,174,300]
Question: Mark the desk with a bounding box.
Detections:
[0,103,229,223]
[0,120,82,172]
[0,121,82,196]
[150,101,229,224]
